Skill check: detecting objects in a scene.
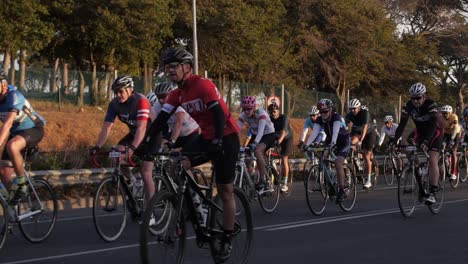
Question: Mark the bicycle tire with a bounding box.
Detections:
[383,156,395,186]
[140,190,185,264]
[92,176,127,242]
[428,165,445,215]
[258,166,280,213]
[305,165,327,216]
[18,178,58,243]
[397,166,418,218]
[338,165,357,212]
[458,153,467,182]
[209,187,253,264]
[0,197,8,250]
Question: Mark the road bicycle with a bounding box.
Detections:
[458,142,468,183]
[397,145,445,218]
[266,144,294,197]
[140,151,253,264]
[304,145,357,216]
[382,145,404,186]
[0,146,58,251]
[349,144,379,190]
[91,147,155,242]
[301,146,319,186]
[439,142,460,189]
[234,146,279,213]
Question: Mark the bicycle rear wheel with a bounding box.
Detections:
[428,167,445,215]
[305,165,327,216]
[383,156,395,186]
[209,187,253,264]
[92,176,127,242]
[339,165,357,212]
[18,178,57,243]
[0,198,8,250]
[459,153,467,183]
[397,167,418,218]
[140,190,185,264]
[258,166,280,213]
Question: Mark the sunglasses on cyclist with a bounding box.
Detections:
[411,96,422,101]
[157,94,168,99]
[320,110,329,115]
[243,107,253,112]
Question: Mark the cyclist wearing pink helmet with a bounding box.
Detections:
[238,96,276,190]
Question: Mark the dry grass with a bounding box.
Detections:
[31,100,307,160]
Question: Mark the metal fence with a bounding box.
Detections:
[10,66,408,129]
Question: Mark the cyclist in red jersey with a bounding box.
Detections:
[89,76,150,191]
[146,48,240,263]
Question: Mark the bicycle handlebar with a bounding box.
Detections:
[90,148,138,168]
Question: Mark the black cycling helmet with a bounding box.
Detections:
[162,48,194,65]
[111,75,134,92]
[154,82,176,95]
[267,103,280,112]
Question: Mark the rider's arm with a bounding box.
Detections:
[451,116,460,140]
[394,114,408,141]
[0,112,16,145]
[277,115,289,143]
[306,123,321,145]
[360,124,369,142]
[130,119,148,150]
[253,118,267,144]
[237,119,245,131]
[300,127,309,142]
[378,126,386,146]
[146,107,173,149]
[331,120,341,145]
[130,97,150,150]
[207,101,225,141]
[95,121,114,148]
[169,111,185,142]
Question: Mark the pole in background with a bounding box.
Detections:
[204,70,208,78]
[192,0,199,75]
[398,94,402,123]
[281,84,285,114]
[346,89,350,114]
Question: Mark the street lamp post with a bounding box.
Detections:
[192,0,199,75]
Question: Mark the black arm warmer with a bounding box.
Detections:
[394,114,409,141]
[146,111,171,149]
[208,101,225,140]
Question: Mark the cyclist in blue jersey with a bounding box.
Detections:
[298,106,326,148]
[0,71,46,205]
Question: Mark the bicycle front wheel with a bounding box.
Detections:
[209,187,253,264]
[383,156,395,186]
[140,190,185,264]
[339,165,357,212]
[305,165,327,216]
[258,166,280,213]
[0,197,8,250]
[397,167,418,218]
[459,153,467,182]
[92,176,127,242]
[18,178,57,243]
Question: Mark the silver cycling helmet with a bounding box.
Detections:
[409,83,426,96]
[348,98,361,108]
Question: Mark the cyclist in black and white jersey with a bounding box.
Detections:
[377,115,401,148]
[391,83,444,205]
[346,99,377,189]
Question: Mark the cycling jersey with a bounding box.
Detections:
[238,108,275,142]
[151,100,199,137]
[308,112,350,157]
[163,75,239,140]
[346,108,371,135]
[443,113,461,135]
[301,117,327,143]
[104,92,150,135]
[0,88,45,135]
[395,98,443,150]
[270,114,293,140]
[378,123,399,146]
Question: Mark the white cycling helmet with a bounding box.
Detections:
[409,83,426,96]
[441,105,453,113]
[146,91,157,106]
[348,98,361,108]
[309,106,319,115]
[383,115,393,122]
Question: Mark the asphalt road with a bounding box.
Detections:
[1,177,468,264]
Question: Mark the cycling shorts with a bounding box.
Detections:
[2,126,44,160]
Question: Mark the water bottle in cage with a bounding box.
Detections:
[189,188,208,227]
